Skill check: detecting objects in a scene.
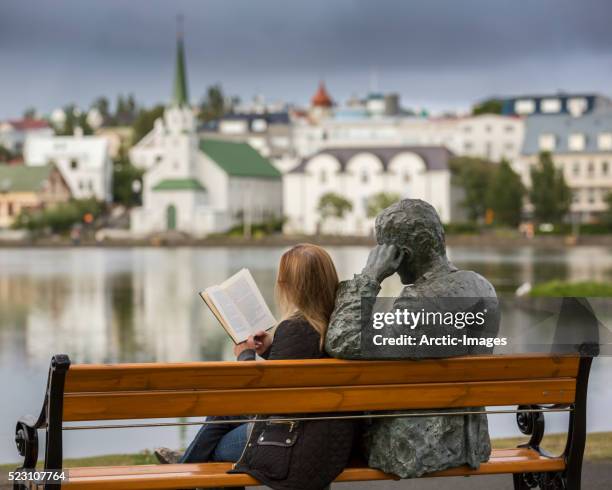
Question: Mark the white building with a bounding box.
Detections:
[130,30,282,237]
[518,110,612,222]
[455,114,524,163]
[23,128,113,202]
[291,84,525,165]
[283,146,464,235]
[0,118,53,155]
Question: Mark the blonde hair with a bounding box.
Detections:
[275,243,339,348]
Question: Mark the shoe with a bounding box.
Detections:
[154,447,183,464]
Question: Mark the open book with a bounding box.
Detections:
[199,268,276,344]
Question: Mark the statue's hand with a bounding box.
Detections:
[362,244,404,283]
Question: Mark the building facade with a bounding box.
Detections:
[130,29,282,237]
[291,84,525,165]
[23,129,113,202]
[519,110,612,222]
[0,119,53,155]
[283,146,463,235]
[0,164,71,228]
[500,92,612,117]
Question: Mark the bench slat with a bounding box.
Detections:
[63,449,566,489]
[63,378,576,421]
[64,355,580,393]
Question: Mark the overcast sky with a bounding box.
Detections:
[1,0,611,119]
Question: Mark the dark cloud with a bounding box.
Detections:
[1,0,611,118]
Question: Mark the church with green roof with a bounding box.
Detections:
[129,27,281,236]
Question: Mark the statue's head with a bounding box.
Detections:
[374,199,446,284]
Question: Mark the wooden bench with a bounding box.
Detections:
[14,353,593,490]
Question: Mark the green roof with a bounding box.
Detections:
[0,164,53,192]
[173,35,189,106]
[152,178,206,191]
[199,139,281,179]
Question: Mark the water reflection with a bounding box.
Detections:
[1,245,612,462]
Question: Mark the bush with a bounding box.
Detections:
[13,198,104,234]
[224,216,286,237]
[530,281,612,297]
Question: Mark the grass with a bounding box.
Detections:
[2,432,611,479]
[529,280,612,297]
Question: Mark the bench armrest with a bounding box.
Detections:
[15,414,43,470]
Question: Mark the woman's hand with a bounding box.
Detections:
[233,341,252,358]
[246,330,273,356]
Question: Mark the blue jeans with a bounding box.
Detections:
[181,416,249,464]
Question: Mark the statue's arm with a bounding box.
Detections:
[324,274,381,359]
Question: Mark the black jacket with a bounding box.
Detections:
[230,317,355,490]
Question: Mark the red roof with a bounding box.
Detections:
[311,81,333,107]
[6,119,50,131]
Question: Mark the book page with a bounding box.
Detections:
[221,269,276,333]
[205,285,253,343]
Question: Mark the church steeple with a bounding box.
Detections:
[172,15,189,107]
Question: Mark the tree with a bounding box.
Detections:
[199,84,226,122]
[529,151,572,223]
[450,156,496,222]
[486,160,525,227]
[131,105,165,144]
[366,192,401,218]
[112,149,144,207]
[91,97,110,120]
[54,104,93,136]
[472,98,503,115]
[115,93,137,124]
[0,145,13,162]
[317,192,352,231]
[602,192,612,228]
[23,107,37,119]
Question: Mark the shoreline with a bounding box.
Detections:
[2,233,612,249]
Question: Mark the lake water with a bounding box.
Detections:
[1,245,611,464]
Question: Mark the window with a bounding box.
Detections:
[252,119,267,132]
[515,99,535,115]
[572,162,580,176]
[541,98,561,113]
[70,159,78,169]
[361,171,369,184]
[588,188,596,204]
[464,141,473,151]
[567,97,588,117]
[598,133,612,151]
[7,202,14,216]
[320,170,327,184]
[603,161,609,176]
[568,133,586,151]
[587,161,595,178]
[485,125,492,133]
[403,172,410,183]
[538,133,556,151]
[504,125,515,133]
[463,126,472,133]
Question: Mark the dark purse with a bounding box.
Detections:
[249,421,300,480]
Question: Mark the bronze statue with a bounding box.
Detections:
[325,199,500,478]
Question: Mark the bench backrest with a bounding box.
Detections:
[60,354,580,422]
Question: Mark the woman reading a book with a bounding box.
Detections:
[156,243,355,490]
